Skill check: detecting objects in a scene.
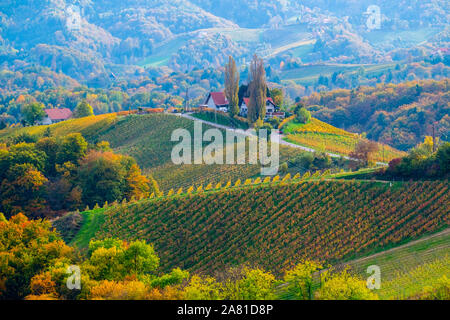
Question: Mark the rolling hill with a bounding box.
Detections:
[281,117,406,162]
[0,112,308,191]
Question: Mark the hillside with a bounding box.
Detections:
[341,229,450,299]
[70,179,449,275]
[1,1,447,82]
[0,113,309,190]
[281,117,406,162]
[301,79,450,150]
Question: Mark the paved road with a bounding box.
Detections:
[176,113,388,166]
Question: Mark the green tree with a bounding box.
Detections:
[57,133,88,164]
[73,100,94,118]
[225,56,240,117]
[269,88,283,107]
[436,142,450,175]
[294,105,311,124]
[123,240,160,276]
[21,103,46,125]
[36,137,59,176]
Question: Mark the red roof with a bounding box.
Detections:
[44,108,72,120]
[209,92,228,106]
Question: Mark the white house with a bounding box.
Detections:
[41,108,73,125]
[239,97,284,119]
[201,92,229,112]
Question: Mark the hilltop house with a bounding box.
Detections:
[41,108,73,125]
[239,97,285,119]
[201,92,229,112]
[201,92,285,119]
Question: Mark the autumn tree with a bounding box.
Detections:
[224,56,240,117]
[350,139,379,166]
[77,150,157,206]
[247,55,267,124]
[0,163,48,218]
[224,268,276,300]
[183,276,223,300]
[0,214,73,299]
[281,261,322,300]
[315,269,378,300]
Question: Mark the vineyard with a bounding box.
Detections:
[0,113,307,191]
[76,179,450,275]
[340,229,450,299]
[0,113,118,141]
[281,117,406,162]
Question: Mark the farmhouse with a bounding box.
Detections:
[41,108,72,125]
[201,92,229,112]
[239,97,285,119]
[201,92,285,119]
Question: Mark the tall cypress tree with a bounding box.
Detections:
[247,55,267,124]
[224,56,240,117]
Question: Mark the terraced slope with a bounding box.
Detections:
[74,180,449,275]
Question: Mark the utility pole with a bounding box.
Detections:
[185,87,189,112]
[431,122,438,153]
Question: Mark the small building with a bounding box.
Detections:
[203,92,229,112]
[239,97,284,119]
[41,108,72,125]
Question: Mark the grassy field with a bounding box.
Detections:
[282,118,406,162]
[138,35,189,67]
[70,179,449,275]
